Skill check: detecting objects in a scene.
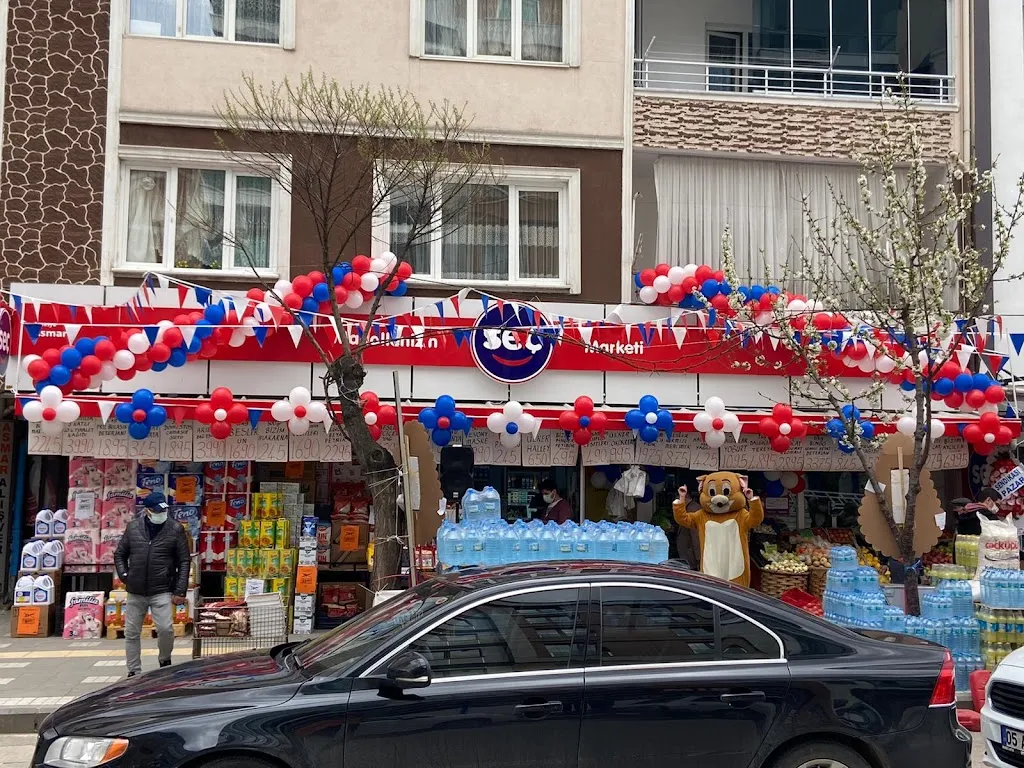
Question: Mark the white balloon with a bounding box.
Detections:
[875,356,896,374]
[645,412,658,425]
[764,471,782,481]
[214,408,228,422]
[271,400,293,421]
[652,275,671,294]
[360,273,380,293]
[930,419,945,440]
[22,401,43,421]
[155,320,174,341]
[896,416,916,436]
[381,251,398,268]
[89,375,102,389]
[667,266,686,286]
[857,355,876,373]
[681,264,698,278]
[127,333,150,355]
[979,402,1000,415]
[591,471,608,490]
[21,354,40,373]
[242,316,258,337]
[503,401,524,421]
[787,299,807,313]
[255,303,273,323]
[638,286,659,305]
[364,411,379,426]
[519,413,537,434]
[780,472,799,489]
[693,412,713,432]
[842,355,860,368]
[289,387,312,406]
[722,412,740,432]
[370,258,388,274]
[228,328,247,347]
[486,412,506,434]
[100,362,117,381]
[306,401,329,423]
[705,430,726,448]
[705,396,726,416]
[779,422,792,436]
[56,401,80,423]
[39,385,63,408]
[500,431,521,447]
[754,311,774,326]
[345,292,364,309]
[113,350,135,371]
[41,420,64,437]
[985,433,996,444]
[274,279,293,295]
[289,417,311,435]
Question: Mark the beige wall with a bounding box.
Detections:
[119,0,627,143]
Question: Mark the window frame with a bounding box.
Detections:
[372,164,582,294]
[114,145,291,280]
[411,0,581,66]
[125,0,296,49]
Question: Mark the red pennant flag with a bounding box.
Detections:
[177,285,189,307]
[450,295,460,317]
[495,298,505,314]
[172,406,187,426]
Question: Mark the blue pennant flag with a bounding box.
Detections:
[1008,405,1018,419]
[248,408,262,432]
[17,397,31,410]
[452,328,472,347]
[125,302,138,322]
[480,295,490,313]
[68,305,77,321]
[435,300,445,319]
[955,318,968,333]
[708,308,717,327]
[1011,333,1024,355]
[144,326,160,344]
[637,323,654,346]
[387,317,398,339]
[12,295,21,314]
[24,324,41,344]
[194,286,212,306]
[253,326,269,347]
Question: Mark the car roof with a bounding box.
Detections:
[437,561,730,593]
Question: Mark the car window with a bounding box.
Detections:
[407,588,583,679]
[598,587,716,665]
[719,606,782,659]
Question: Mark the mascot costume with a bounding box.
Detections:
[672,472,763,587]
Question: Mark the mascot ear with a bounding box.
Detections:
[696,475,707,493]
[737,474,749,490]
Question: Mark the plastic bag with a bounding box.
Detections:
[976,513,1020,577]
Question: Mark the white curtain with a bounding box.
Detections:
[518,190,559,279]
[426,0,468,56]
[521,0,562,62]
[186,0,219,37]
[389,186,434,275]
[654,155,894,296]
[477,0,511,56]
[129,0,177,36]
[234,0,281,44]
[175,169,225,270]
[126,171,167,264]
[234,176,272,269]
[442,184,509,280]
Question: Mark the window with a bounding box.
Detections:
[718,608,783,659]
[376,166,581,291]
[407,588,583,679]
[128,0,292,46]
[117,147,290,276]
[421,0,573,63]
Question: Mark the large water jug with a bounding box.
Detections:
[651,528,669,563]
[540,522,558,561]
[464,524,484,566]
[32,574,55,605]
[14,575,33,605]
[52,508,68,536]
[502,524,521,565]
[462,490,482,525]
[484,522,503,567]
[635,525,654,564]
[481,487,502,520]
[448,525,465,567]
[34,509,53,537]
[558,521,578,560]
[521,525,540,562]
[436,521,452,565]
[595,526,615,560]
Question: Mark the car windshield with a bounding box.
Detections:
[292,579,465,672]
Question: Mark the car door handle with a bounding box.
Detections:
[720,691,766,706]
[514,701,564,718]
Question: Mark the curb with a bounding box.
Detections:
[0,708,48,734]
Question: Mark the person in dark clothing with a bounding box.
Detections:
[956,489,1001,536]
[538,477,574,524]
[113,492,191,677]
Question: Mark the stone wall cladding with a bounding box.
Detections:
[634,95,955,163]
[0,1,110,285]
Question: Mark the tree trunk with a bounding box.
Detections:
[329,356,403,593]
[902,555,921,616]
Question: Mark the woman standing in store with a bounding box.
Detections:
[538,478,574,523]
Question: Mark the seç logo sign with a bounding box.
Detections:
[471,302,555,384]
[0,307,10,380]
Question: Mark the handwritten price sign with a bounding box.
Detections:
[159,423,194,461]
[226,425,258,462]
[550,430,578,467]
[489,433,523,466]
[126,429,160,460]
[27,422,63,455]
[256,422,289,462]
[522,431,553,467]
[95,423,129,459]
[464,429,495,465]
[801,436,835,472]
[635,433,692,468]
[289,431,324,462]
[926,437,970,471]
[322,428,353,463]
[193,429,227,462]
[772,441,806,472]
[687,434,721,471]
[720,436,775,471]
[379,426,400,460]
[582,432,636,466]
[61,419,99,458]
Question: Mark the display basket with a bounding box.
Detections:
[760,570,809,599]
[192,593,289,659]
[808,567,828,598]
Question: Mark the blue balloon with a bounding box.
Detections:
[431,428,452,447]
[34,379,50,393]
[169,348,187,368]
[826,418,845,437]
[301,297,319,313]
[60,348,82,369]
[418,408,438,430]
[312,282,330,302]
[647,467,666,484]
[132,389,155,410]
[767,286,781,295]
[186,336,202,354]
[841,404,860,421]
[973,373,992,391]
[74,338,95,356]
[506,422,519,435]
[954,373,974,393]
[764,480,785,497]
[634,273,644,290]
[151,361,168,373]
[933,377,954,396]
[146,406,167,428]
[115,403,135,424]
[194,319,214,340]
[900,379,916,392]
[701,279,720,299]
[640,484,654,503]
[579,415,591,429]
[719,280,732,295]
[639,425,659,444]
[435,395,457,418]
[638,395,659,413]
[464,417,474,433]
[49,365,71,386]
[656,410,674,433]
[338,262,352,275]
[204,304,226,325]
[839,443,856,454]
[128,422,151,440]
[750,285,765,301]
[682,295,701,309]
[450,412,470,433]
[737,286,751,301]
[860,421,876,440]
[297,312,313,327]
[332,266,345,284]
[625,409,646,430]
[389,281,408,297]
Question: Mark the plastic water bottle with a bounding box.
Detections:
[615,524,634,562]
[651,528,669,563]
[462,490,481,525]
[436,521,452,566]
[500,524,519,565]
[463,523,483,566]
[448,525,465,567]
[595,525,615,560]
[519,524,538,562]
[481,486,502,520]
[635,525,654,564]
[558,522,577,560]
[539,522,558,561]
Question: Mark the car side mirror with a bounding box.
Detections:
[385,651,432,690]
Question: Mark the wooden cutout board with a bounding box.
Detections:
[404,422,444,546]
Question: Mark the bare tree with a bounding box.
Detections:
[720,93,1024,614]
[215,71,492,590]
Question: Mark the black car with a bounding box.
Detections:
[34,562,971,768]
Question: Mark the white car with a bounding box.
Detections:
[983,647,1024,767]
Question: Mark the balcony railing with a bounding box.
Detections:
[633,56,956,104]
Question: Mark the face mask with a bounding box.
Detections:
[542,493,554,504]
[148,511,168,525]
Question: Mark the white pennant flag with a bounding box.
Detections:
[654,318,664,342]
[83,305,93,323]
[97,400,117,424]
[180,325,197,347]
[671,326,687,348]
[623,324,632,341]
[769,334,781,351]
[287,325,303,347]
[156,273,169,290]
[731,423,743,442]
[64,324,82,343]
[29,298,40,318]
[330,317,344,344]
[532,418,543,439]
[323,418,332,435]
[955,344,975,369]
[578,324,594,347]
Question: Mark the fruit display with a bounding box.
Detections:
[753,524,775,535]
[762,550,809,575]
[857,547,891,584]
[794,539,831,569]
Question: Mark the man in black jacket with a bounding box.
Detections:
[114,492,191,677]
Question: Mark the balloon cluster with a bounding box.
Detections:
[196,387,248,440]
[486,401,538,447]
[625,395,674,444]
[22,334,153,395]
[359,391,397,442]
[114,389,168,440]
[825,405,875,454]
[895,414,945,441]
[963,412,1013,456]
[557,396,608,446]
[634,264,731,311]
[693,396,739,448]
[23,386,80,436]
[909,361,1006,413]
[418,395,471,447]
[757,404,807,453]
[763,471,805,496]
[270,387,330,436]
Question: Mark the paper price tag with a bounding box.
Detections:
[550,430,578,467]
[256,421,289,462]
[801,436,835,472]
[688,434,721,471]
[94,423,129,459]
[61,419,99,457]
[635,433,692,468]
[27,422,64,455]
[175,475,198,504]
[464,429,495,465]
[126,429,160,460]
[205,500,227,529]
[379,426,400,460]
[582,432,636,467]
[322,428,353,463]
[193,429,227,462]
[295,566,318,594]
[522,431,553,467]
[721,436,775,471]
[226,425,258,462]
[245,578,266,597]
[926,437,970,471]
[339,525,361,551]
[772,442,806,471]
[490,433,523,466]
[159,423,194,461]
[289,431,323,462]
[16,607,41,635]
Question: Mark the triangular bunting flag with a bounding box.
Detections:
[172,407,186,426]
[248,408,262,432]
[637,323,654,346]
[181,325,197,347]
[83,305,93,323]
[1010,333,1024,355]
[987,354,1009,374]
[156,273,169,290]
[480,294,490,313]
[769,334,780,351]
[452,328,472,347]
[28,298,40,320]
[387,317,398,339]
[177,285,190,308]
[578,324,594,347]
[671,326,687,348]
[435,300,445,319]
[64,324,82,344]
[12,295,21,313]
[24,324,41,344]
[253,326,268,347]
[287,325,303,347]
[68,304,77,321]
[1007,405,1017,419]
[531,418,543,439]
[954,344,975,369]
[194,286,212,306]
[97,400,117,424]
[144,326,160,344]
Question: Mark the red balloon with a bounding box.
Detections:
[308,271,325,284]
[961,385,985,409]
[377,405,397,426]
[680,277,698,295]
[214,326,233,345]
[386,279,400,292]
[148,343,171,363]
[998,426,1014,445]
[367,424,383,441]
[771,435,791,453]
[162,328,183,348]
[559,411,580,431]
[210,420,232,440]
[790,418,807,438]
[937,361,962,381]
[980,411,1001,430]
[656,292,673,306]
[59,383,74,396]
[283,293,303,310]
[42,349,61,366]
[246,288,265,302]
[574,396,595,416]
[694,265,713,283]
[712,270,725,283]
[759,417,780,439]
[589,412,608,432]
[115,368,135,381]
[351,255,372,273]
[830,314,849,330]
[397,262,413,280]
[638,269,656,287]
[27,359,51,379]
[227,403,248,424]
[710,294,730,312]
[360,289,375,302]
[70,372,91,391]
[361,391,380,410]
[94,339,116,361]
[134,356,153,372]
[771,404,793,422]
[436,416,451,430]
[79,355,101,376]
[292,276,313,298]
[812,312,832,329]
[667,285,684,304]
[963,423,983,444]
[846,342,868,361]
[173,314,193,326]
[655,263,670,276]
[210,387,234,410]
[986,385,1006,404]
[199,339,218,359]
[573,428,592,446]
[188,312,204,324]
[944,391,964,409]
[758,293,775,311]
[342,272,361,290]
[132,409,147,423]
[334,285,349,304]
[974,441,994,456]
[195,403,215,425]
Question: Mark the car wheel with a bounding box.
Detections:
[771,742,872,768]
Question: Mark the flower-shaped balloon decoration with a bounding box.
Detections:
[558,395,608,447]
[963,412,1013,456]
[270,387,330,436]
[23,386,81,436]
[693,396,740,448]
[114,389,167,440]
[825,405,875,454]
[360,391,397,441]
[486,401,539,447]
[196,387,248,440]
[625,395,674,444]
[757,404,807,453]
[418,395,472,447]
[895,414,946,442]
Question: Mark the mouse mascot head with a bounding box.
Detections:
[672,471,764,587]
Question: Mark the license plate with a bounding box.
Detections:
[1003,726,1024,754]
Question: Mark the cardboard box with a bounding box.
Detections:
[11,604,56,638]
[330,522,370,565]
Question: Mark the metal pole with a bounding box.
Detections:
[393,371,418,587]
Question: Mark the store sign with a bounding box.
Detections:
[0,307,11,382]
[994,465,1024,499]
[470,302,555,384]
